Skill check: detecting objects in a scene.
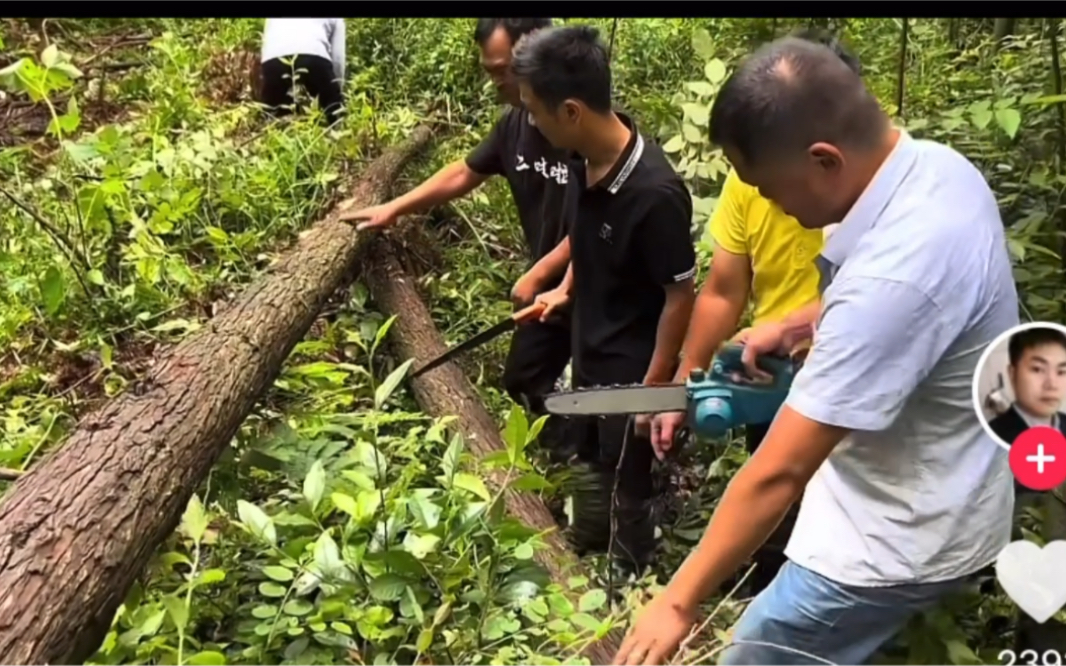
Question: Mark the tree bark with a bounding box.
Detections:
[364,240,622,665]
[0,126,434,665]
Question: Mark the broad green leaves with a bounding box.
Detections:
[374,358,413,409]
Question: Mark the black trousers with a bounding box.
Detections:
[744,421,802,595]
[502,319,571,452]
[259,54,343,126]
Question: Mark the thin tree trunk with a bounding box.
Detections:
[364,240,623,665]
[0,127,434,665]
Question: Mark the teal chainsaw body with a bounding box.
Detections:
[685,343,797,439]
[543,342,799,441]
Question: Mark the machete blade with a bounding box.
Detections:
[410,301,547,379]
[544,384,689,416]
[410,318,517,378]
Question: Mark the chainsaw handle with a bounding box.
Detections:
[513,301,546,324]
[715,341,793,379]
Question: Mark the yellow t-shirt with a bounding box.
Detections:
[709,169,824,326]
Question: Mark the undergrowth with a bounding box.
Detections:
[0,16,1064,666]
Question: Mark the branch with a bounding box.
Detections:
[0,468,23,482]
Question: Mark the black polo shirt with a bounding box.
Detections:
[566,114,697,386]
[465,108,571,274]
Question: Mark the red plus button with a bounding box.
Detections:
[1010,426,1066,491]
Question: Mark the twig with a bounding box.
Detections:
[0,184,91,270]
[0,184,96,299]
[0,467,24,482]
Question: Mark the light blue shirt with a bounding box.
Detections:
[784,132,1018,585]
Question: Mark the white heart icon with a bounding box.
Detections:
[996,540,1066,623]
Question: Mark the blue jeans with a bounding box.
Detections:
[717,561,966,665]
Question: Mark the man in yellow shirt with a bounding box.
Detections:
[648,29,861,596]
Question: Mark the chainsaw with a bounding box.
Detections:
[543,342,799,440]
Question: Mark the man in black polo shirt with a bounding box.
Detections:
[511,25,698,570]
[341,19,575,460]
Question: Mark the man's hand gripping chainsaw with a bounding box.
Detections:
[543,342,799,442]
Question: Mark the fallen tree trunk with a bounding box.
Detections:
[364,240,622,665]
[0,126,434,665]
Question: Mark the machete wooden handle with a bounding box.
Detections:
[513,301,546,324]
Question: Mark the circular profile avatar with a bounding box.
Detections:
[974,322,1066,449]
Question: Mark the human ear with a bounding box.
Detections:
[562,99,581,124]
[808,143,843,172]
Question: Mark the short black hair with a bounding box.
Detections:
[474,18,552,46]
[789,27,862,76]
[1008,327,1066,365]
[510,25,612,114]
[709,37,885,167]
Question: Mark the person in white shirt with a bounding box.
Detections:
[259,19,346,126]
[615,36,1016,666]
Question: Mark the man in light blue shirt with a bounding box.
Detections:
[615,37,1017,665]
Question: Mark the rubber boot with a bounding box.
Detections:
[610,490,656,577]
[566,462,612,555]
[566,463,657,576]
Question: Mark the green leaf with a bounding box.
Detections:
[504,404,528,448]
[408,492,442,530]
[40,266,65,315]
[163,595,188,633]
[995,108,1021,139]
[196,569,226,586]
[369,573,407,601]
[705,59,727,85]
[87,269,105,286]
[514,542,535,560]
[314,530,345,579]
[374,358,414,408]
[359,490,383,521]
[452,473,491,501]
[504,405,528,463]
[969,107,992,130]
[283,599,314,616]
[259,581,287,597]
[41,44,59,68]
[662,134,685,154]
[682,122,702,144]
[341,469,376,490]
[691,28,714,60]
[187,651,226,665]
[303,459,326,511]
[578,589,607,612]
[251,604,277,619]
[263,565,294,582]
[180,494,209,543]
[332,491,359,517]
[372,314,397,355]
[442,434,464,480]
[944,639,981,665]
[236,500,276,546]
[570,612,601,632]
[416,628,434,653]
[686,80,715,97]
[403,532,441,559]
[682,102,710,127]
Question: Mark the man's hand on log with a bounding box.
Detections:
[339,202,400,231]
